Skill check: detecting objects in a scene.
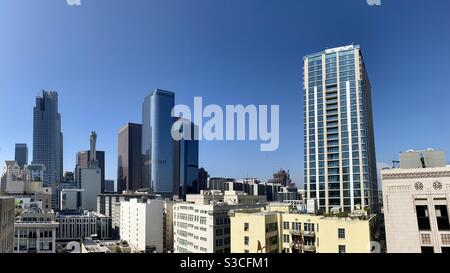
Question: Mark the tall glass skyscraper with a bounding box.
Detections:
[173,118,199,199]
[303,45,379,213]
[117,123,142,192]
[142,89,175,196]
[32,91,63,187]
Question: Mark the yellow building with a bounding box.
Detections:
[230,205,377,253]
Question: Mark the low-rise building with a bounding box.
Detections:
[14,206,58,253]
[55,210,112,241]
[229,204,377,253]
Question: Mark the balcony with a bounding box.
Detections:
[303,231,316,237]
[289,229,301,236]
[303,245,316,252]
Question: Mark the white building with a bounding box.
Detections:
[120,198,164,253]
[14,206,58,253]
[382,149,450,253]
[55,210,111,240]
[173,190,267,253]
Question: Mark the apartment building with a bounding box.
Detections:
[230,203,377,253]
[55,210,111,241]
[173,190,267,253]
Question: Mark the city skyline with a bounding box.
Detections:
[1,0,450,185]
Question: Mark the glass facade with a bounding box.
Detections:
[142,89,175,196]
[32,91,63,187]
[173,118,199,199]
[118,123,142,192]
[303,45,379,213]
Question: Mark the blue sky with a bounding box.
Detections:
[0,0,449,186]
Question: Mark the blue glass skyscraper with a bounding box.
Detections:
[142,89,175,196]
[32,91,63,187]
[173,118,199,199]
[303,45,379,213]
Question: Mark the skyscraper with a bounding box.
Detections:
[76,150,105,193]
[117,123,142,193]
[173,118,199,199]
[32,91,63,187]
[14,144,28,169]
[303,45,378,213]
[142,89,175,197]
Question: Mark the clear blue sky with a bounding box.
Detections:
[1,0,449,186]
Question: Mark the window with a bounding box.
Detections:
[338,228,346,239]
[244,250,249,253]
[215,239,223,247]
[435,205,450,230]
[416,205,431,230]
[244,223,249,231]
[338,245,346,253]
[283,234,290,243]
[216,229,223,236]
[244,236,249,245]
[283,221,289,230]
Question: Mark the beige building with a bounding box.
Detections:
[230,203,377,253]
[382,149,450,253]
[0,197,15,253]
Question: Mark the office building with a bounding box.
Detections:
[229,203,377,253]
[142,89,175,197]
[76,132,102,211]
[14,206,58,253]
[76,150,105,193]
[15,144,28,169]
[32,91,63,187]
[0,197,15,253]
[120,198,164,253]
[303,45,379,213]
[117,123,142,192]
[55,210,111,240]
[173,190,266,253]
[96,191,161,239]
[267,169,292,187]
[173,118,199,199]
[382,149,450,253]
[60,188,83,210]
[104,179,115,193]
[23,164,45,182]
[198,167,209,192]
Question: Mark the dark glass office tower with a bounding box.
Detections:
[142,89,175,196]
[76,150,105,193]
[15,144,28,169]
[173,118,199,199]
[303,45,379,213]
[117,123,142,192]
[33,91,63,187]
